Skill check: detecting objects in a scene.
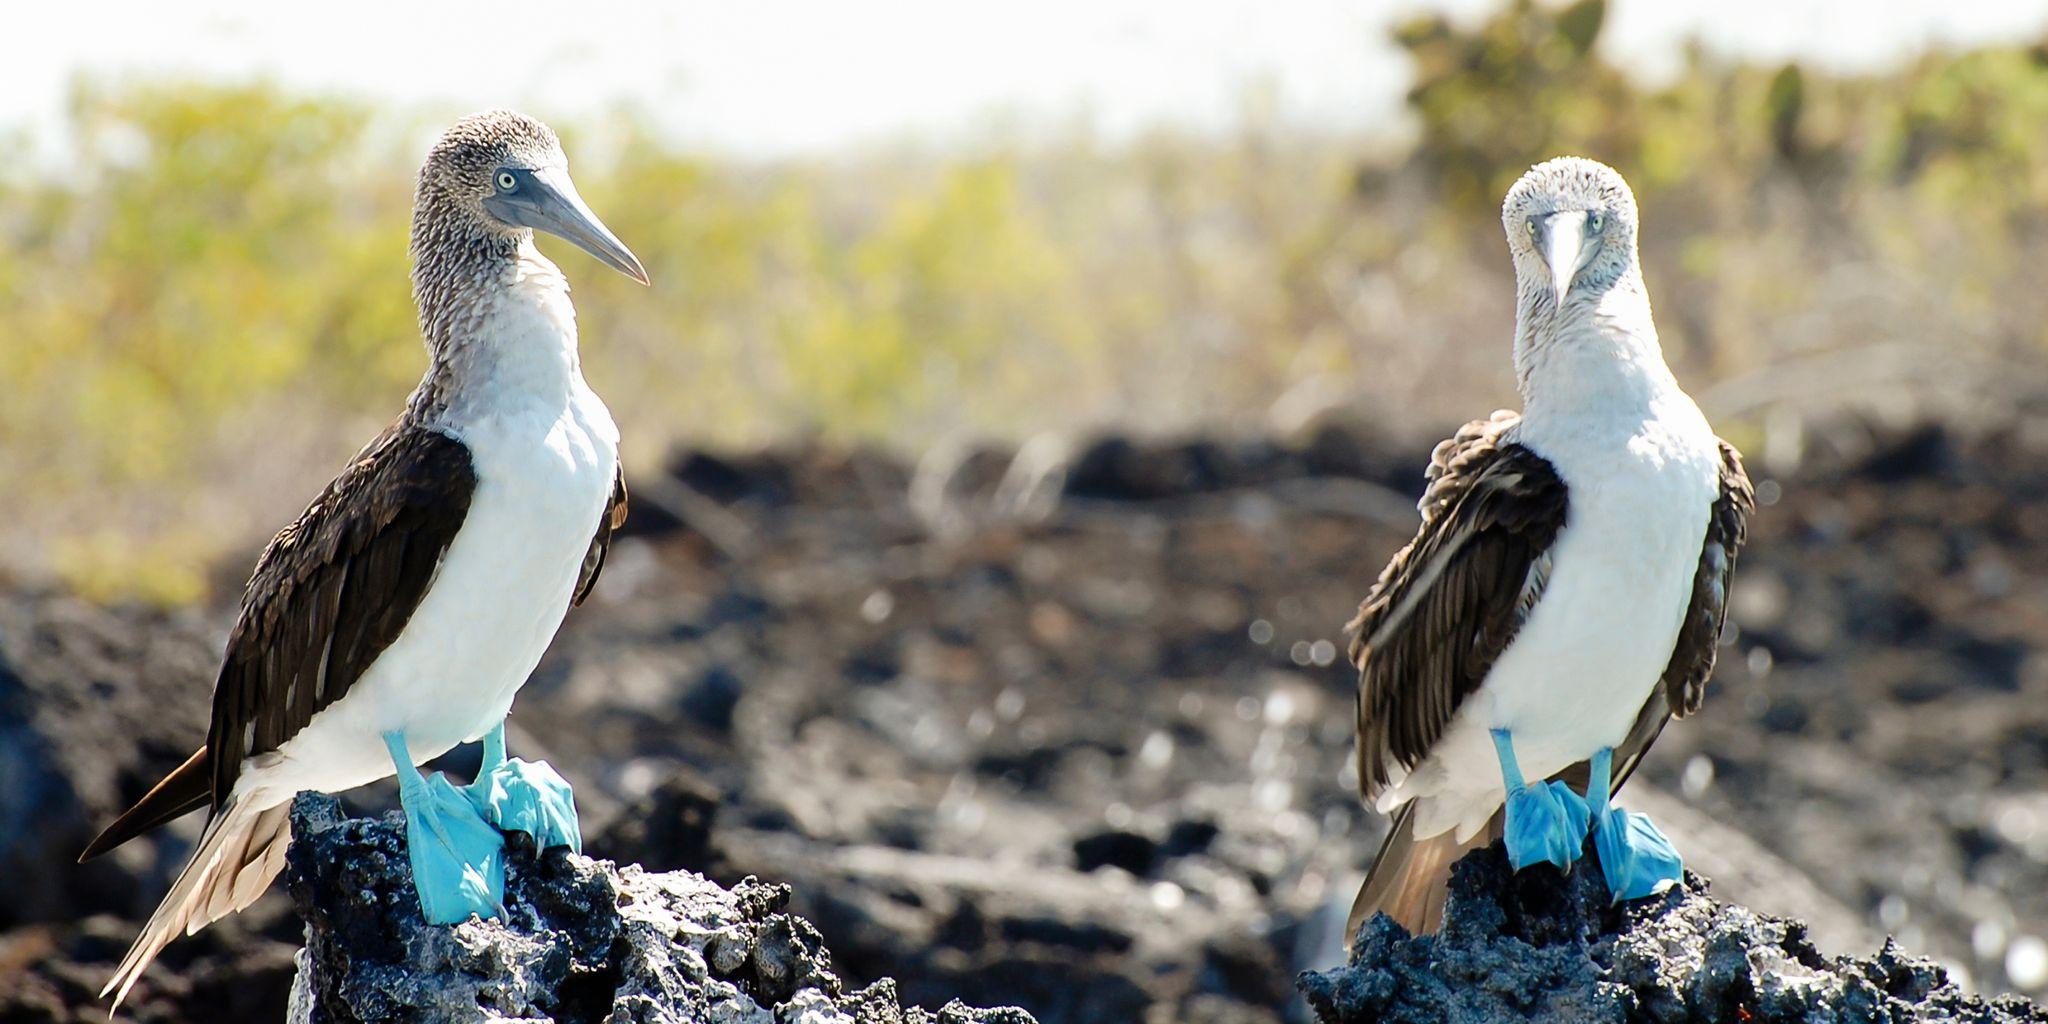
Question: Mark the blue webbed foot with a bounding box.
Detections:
[463,723,581,854]
[1587,748,1683,901]
[384,732,505,925]
[1504,780,1591,871]
[1492,729,1590,871]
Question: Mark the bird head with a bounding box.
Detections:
[416,110,649,285]
[1501,157,1637,305]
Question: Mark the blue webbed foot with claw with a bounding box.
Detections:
[384,732,506,925]
[1587,747,1683,901]
[463,722,581,855]
[1492,729,1591,871]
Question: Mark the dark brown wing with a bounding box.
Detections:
[1658,439,1754,718]
[205,421,476,809]
[573,464,628,607]
[1349,411,1568,801]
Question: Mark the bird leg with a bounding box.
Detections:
[1492,729,1589,872]
[462,721,581,855]
[382,731,506,924]
[479,722,507,775]
[1586,747,1684,901]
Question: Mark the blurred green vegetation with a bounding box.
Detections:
[5,0,2048,602]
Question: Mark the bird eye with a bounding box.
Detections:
[1587,211,1606,233]
[1525,219,1539,240]
[495,171,517,192]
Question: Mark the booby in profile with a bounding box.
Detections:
[79,110,646,1008]
[1345,158,1754,937]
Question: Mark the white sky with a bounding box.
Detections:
[8,0,2048,156]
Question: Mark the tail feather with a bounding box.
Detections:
[1347,803,1500,944]
[230,827,288,912]
[103,798,291,1012]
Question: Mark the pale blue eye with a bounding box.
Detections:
[495,171,518,192]
[1588,211,1606,233]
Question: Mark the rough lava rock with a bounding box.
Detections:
[284,793,1036,1024]
[1298,843,2048,1024]
[0,592,219,927]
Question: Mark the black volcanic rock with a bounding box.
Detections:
[589,766,725,877]
[0,592,218,927]
[283,794,1035,1024]
[1298,845,2048,1024]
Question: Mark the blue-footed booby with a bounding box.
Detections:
[80,110,647,1008]
[1346,158,1754,937]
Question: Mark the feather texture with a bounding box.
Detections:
[1347,410,1568,801]
[574,466,628,607]
[206,421,477,808]
[1659,440,1753,717]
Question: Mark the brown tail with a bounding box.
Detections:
[1347,803,1501,943]
[101,796,291,1012]
[80,748,211,863]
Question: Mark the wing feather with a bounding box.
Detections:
[1659,439,1754,718]
[204,421,476,809]
[1348,411,1568,801]
[573,465,628,607]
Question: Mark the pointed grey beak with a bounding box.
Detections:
[1536,210,1589,298]
[485,166,650,285]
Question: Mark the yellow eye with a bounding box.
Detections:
[1525,219,1539,239]
[1588,211,1606,233]
[496,171,517,191]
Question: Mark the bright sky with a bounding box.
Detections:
[8,0,2048,156]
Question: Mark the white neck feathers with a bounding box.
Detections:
[410,241,584,426]
[1512,269,1680,427]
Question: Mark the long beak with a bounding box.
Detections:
[1539,210,1588,298]
[497,166,650,285]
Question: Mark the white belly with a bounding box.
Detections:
[1391,409,1722,842]
[242,383,618,802]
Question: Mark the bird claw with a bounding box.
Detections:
[465,756,581,854]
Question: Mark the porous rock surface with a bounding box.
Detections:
[1299,845,2048,1024]
[284,793,1034,1024]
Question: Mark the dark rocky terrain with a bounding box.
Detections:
[1301,845,2048,1023]
[2,418,2046,1022]
[285,792,1031,1024]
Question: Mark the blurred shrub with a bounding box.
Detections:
[5,1,2048,600]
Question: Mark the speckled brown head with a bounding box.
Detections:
[410,110,648,293]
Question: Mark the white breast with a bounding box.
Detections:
[1388,389,1722,842]
[242,253,619,803]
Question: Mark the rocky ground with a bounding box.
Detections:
[285,793,1031,1024]
[2,417,2046,1022]
[1300,845,2048,1023]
